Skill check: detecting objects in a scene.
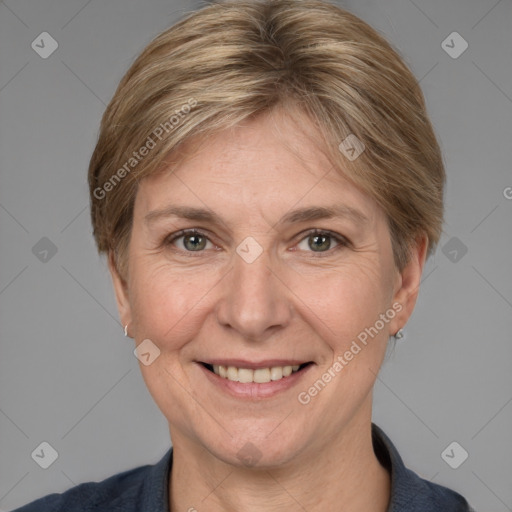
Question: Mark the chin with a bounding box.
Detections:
[205,423,309,469]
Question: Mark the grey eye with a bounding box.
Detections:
[181,233,207,251]
[296,231,342,253]
[308,233,332,252]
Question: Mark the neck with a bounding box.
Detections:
[169,407,390,512]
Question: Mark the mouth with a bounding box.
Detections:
[199,361,314,384]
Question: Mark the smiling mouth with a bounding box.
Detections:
[200,362,313,384]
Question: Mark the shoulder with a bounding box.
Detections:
[11,449,172,512]
[371,424,476,512]
[11,466,151,512]
[395,466,476,511]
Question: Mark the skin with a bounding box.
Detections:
[110,106,427,512]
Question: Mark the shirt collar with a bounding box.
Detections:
[141,446,172,511]
[372,422,461,511]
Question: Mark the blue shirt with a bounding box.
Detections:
[12,423,475,511]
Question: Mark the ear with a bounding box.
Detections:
[388,234,429,335]
[108,251,133,332]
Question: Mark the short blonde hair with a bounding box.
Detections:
[88,0,445,278]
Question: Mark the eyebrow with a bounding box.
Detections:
[144,204,369,228]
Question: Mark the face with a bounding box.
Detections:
[111,107,426,468]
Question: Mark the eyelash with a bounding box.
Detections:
[164,228,349,257]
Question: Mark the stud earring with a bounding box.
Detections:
[124,324,129,337]
[394,328,404,340]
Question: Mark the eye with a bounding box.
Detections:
[296,229,347,254]
[166,229,214,252]
[164,228,348,256]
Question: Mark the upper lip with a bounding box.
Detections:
[198,359,313,369]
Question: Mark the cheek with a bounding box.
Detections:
[131,264,204,343]
[289,262,392,438]
[128,261,221,345]
[127,264,218,426]
[291,259,390,350]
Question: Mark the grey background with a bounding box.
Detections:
[0,0,511,510]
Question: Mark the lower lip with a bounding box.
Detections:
[197,363,314,399]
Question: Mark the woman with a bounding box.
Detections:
[14,0,475,510]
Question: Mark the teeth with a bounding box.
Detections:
[238,368,253,383]
[270,366,282,381]
[227,366,238,381]
[211,364,304,383]
[254,368,270,383]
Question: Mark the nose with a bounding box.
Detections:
[215,248,292,341]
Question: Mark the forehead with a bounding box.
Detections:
[135,108,379,224]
